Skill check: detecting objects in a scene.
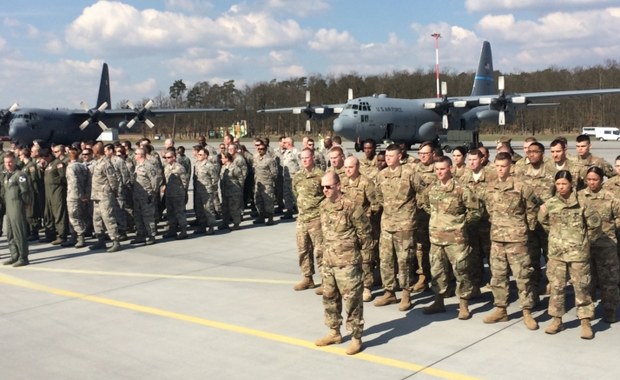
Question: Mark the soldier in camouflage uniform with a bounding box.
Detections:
[1,153,32,267]
[89,142,122,252]
[514,141,554,296]
[314,171,370,356]
[227,144,247,223]
[19,147,43,241]
[578,166,620,323]
[373,144,421,311]
[253,140,277,225]
[603,155,620,258]
[193,148,219,235]
[280,137,300,219]
[341,156,380,302]
[480,152,539,330]
[105,144,131,239]
[545,138,582,190]
[64,149,90,248]
[411,141,436,293]
[307,139,326,171]
[359,139,377,178]
[421,156,479,319]
[539,170,601,339]
[292,148,325,292]
[219,152,244,230]
[327,146,346,179]
[574,134,615,182]
[461,148,496,290]
[162,151,189,239]
[130,148,158,245]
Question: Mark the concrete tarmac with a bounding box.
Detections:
[0,139,619,379]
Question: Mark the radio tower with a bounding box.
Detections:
[431,33,441,98]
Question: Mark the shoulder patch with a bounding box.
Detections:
[57,163,64,169]
[18,176,27,183]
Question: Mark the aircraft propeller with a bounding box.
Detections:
[423,82,452,129]
[125,99,155,128]
[478,76,526,125]
[79,101,109,130]
[0,103,19,126]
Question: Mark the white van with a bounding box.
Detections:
[581,127,620,141]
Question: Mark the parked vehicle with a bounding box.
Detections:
[581,127,620,141]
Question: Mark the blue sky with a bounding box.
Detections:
[0,0,618,108]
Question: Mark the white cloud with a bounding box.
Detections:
[265,0,330,17]
[308,28,357,51]
[465,0,615,12]
[164,50,236,76]
[271,64,305,78]
[45,37,65,54]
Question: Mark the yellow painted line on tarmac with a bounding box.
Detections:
[0,272,479,380]
[11,266,296,285]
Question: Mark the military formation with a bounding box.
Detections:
[1,133,619,354]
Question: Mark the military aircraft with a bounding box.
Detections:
[259,41,620,150]
[0,63,232,146]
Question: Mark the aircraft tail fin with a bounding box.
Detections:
[471,41,494,96]
[97,63,111,109]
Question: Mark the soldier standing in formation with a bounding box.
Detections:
[131,148,158,245]
[2,153,32,267]
[64,148,90,248]
[252,140,277,225]
[219,152,243,231]
[193,148,219,235]
[162,151,189,239]
[314,171,370,355]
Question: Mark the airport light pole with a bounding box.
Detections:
[431,33,441,98]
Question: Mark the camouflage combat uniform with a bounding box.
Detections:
[132,159,159,240]
[412,162,435,287]
[91,156,120,240]
[220,161,244,227]
[65,160,90,238]
[575,153,615,183]
[578,187,620,313]
[163,162,188,234]
[319,195,371,340]
[342,173,380,290]
[538,192,601,320]
[253,151,278,219]
[292,166,325,278]
[282,148,300,214]
[43,156,68,240]
[194,159,219,230]
[481,177,538,309]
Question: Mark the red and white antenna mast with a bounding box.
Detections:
[431,32,441,98]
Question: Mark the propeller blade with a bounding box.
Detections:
[499,110,506,126]
[126,119,137,129]
[97,120,108,130]
[442,114,449,129]
[498,76,505,92]
[423,102,438,109]
[315,107,325,114]
[145,118,155,128]
[292,107,302,114]
[305,90,311,103]
[454,100,468,108]
[441,81,448,97]
[348,88,353,101]
[305,119,311,132]
[144,99,154,109]
[126,100,135,110]
[97,102,108,112]
[511,96,526,104]
[79,120,90,130]
[479,98,492,105]
[80,101,89,111]
[9,103,19,112]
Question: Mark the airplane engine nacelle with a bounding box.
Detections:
[475,110,499,122]
[418,121,439,142]
[118,121,129,129]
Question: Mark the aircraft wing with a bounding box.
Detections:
[101,107,233,115]
[257,103,346,115]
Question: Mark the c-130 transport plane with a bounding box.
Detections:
[0,63,232,146]
[259,41,620,150]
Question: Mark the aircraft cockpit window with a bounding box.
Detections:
[352,105,358,110]
[345,104,353,109]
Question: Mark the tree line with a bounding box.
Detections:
[119,60,620,140]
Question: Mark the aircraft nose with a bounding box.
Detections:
[333,117,343,133]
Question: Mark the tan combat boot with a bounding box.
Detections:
[399,289,412,311]
[362,287,373,302]
[580,318,594,340]
[458,299,471,320]
[522,309,539,330]
[483,307,508,323]
[373,290,398,307]
[412,275,427,293]
[345,337,362,355]
[315,281,323,296]
[423,295,446,314]
[544,317,564,334]
[293,276,315,291]
[315,329,342,347]
[603,308,617,324]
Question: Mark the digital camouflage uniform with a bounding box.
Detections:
[603,176,620,257]
[412,162,435,285]
[132,160,159,239]
[341,173,380,289]
[282,149,300,213]
[375,165,420,292]
[22,158,43,237]
[538,192,601,320]
[194,159,219,229]
[3,169,31,264]
[481,177,538,309]
[253,151,277,219]
[460,167,496,288]
[220,161,244,227]
[164,162,188,233]
[578,187,620,312]
[514,161,554,292]
[292,166,325,278]
[424,178,479,299]
[91,156,120,240]
[65,161,90,237]
[111,155,132,233]
[359,156,377,178]
[43,157,68,240]
[319,195,372,340]
[544,157,582,190]
[575,153,615,183]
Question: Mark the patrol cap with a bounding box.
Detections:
[497,136,512,145]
